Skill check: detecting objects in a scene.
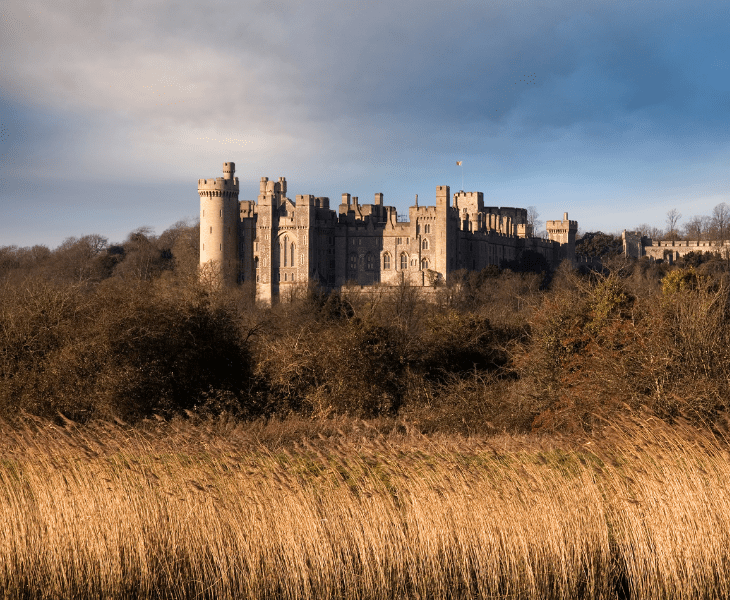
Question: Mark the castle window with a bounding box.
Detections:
[292,273,295,282]
[400,253,408,270]
[411,258,417,266]
[383,253,391,270]
[350,254,357,271]
[424,224,431,234]
[422,239,429,250]
[210,227,212,234]
[396,237,402,245]
[282,236,288,266]
[255,257,259,269]
[421,258,429,270]
[291,243,295,267]
[366,252,373,270]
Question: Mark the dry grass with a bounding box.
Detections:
[0,415,729,599]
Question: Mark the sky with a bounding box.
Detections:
[1,0,729,248]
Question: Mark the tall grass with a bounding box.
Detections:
[0,416,729,599]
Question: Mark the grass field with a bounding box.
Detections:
[1,415,729,599]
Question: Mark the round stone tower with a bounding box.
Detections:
[199,162,239,285]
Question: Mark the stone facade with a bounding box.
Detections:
[622,230,730,263]
[199,163,578,301]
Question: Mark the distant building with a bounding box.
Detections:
[200,162,578,302]
[622,231,730,263]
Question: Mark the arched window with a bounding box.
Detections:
[282,236,288,266]
[424,223,431,234]
[350,254,357,271]
[383,253,391,270]
[400,253,408,270]
[366,252,373,270]
[422,238,429,250]
[421,258,429,270]
[291,243,295,267]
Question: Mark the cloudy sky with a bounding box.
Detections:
[1,0,729,247]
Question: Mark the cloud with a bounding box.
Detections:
[2,0,730,246]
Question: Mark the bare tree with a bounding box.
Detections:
[527,206,543,235]
[683,216,708,243]
[636,223,664,241]
[712,203,730,244]
[666,209,682,240]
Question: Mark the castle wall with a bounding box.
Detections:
[625,233,730,263]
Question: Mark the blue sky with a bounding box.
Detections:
[1,0,729,247]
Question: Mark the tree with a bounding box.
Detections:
[635,223,664,240]
[527,206,543,235]
[666,209,682,240]
[683,215,710,243]
[712,203,730,244]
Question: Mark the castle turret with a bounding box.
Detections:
[546,211,578,264]
[199,162,240,285]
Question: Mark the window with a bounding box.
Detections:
[282,236,288,266]
[400,253,408,270]
[210,227,212,234]
[421,258,429,270]
[291,273,295,282]
[396,237,402,245]
[366,252,373,270]
[422,239,429,250]
[383,253,391,270]
[350,254,357,271]
[255,257,259,269]
[291,243,295,267]
[424,224,431,234]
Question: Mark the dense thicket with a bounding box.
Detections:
[4,225,730,433]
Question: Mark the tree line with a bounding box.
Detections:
[3,222,730,434]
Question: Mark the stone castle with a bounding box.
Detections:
[622,231,730,263]
[199,162,578,302]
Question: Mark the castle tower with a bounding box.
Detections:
[546,211,578,264]
[199,162,240,285]
[434,185,451,279]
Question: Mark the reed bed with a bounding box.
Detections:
[0,416,728,599]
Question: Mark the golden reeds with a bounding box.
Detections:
[0,417,729,599]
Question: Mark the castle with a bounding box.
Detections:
[199,162,578,302]
[623,231,730,263]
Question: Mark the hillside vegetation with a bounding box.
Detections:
[3,223,730,432]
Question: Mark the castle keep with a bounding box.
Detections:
[199,163,577,302]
